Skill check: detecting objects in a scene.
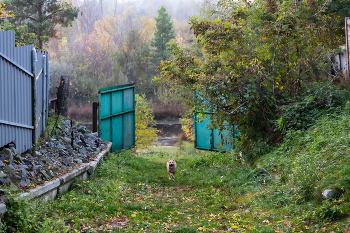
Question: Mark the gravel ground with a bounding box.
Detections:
[0,118,107,201]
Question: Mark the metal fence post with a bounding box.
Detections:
[46,52,50,121]
[31,46,36,145]
[41,51,46,136]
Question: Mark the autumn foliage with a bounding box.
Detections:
[156,0,348,150]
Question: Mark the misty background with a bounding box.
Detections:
[48,0,217,121]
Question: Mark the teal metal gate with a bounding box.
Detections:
[194,113,238,151]
[98,84,135,152]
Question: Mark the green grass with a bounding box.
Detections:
[4,110,350,232]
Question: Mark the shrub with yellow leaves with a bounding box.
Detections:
[135,94,159,149]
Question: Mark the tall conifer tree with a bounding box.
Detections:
[151,5,175,67]
[5,0,79,49]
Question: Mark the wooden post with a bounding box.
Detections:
[57,76,70,117]
[93,102,98,133]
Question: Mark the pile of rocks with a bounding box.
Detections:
[0,119,107,193]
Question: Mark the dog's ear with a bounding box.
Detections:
[168,159,170,162]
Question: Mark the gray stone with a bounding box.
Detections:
[80,148,88,155]
[322,189,338,199]
[20,170,28,179]
[48,170,55,177]
[0,203,7,214]
[0,178,10,185]
[52,166,59,173]
[0,194,8,204]
[46,157,55,163]
[34,151,43,157]
[17,165,29,169]
[10,147,19,156]
[33,165,42,170]
[24,153,33,158]
[57,145,66,150]
[4,178,10,185]
[1,148,13,157]
[4,166,15,175]
[14,155,24,163]
[39,149,48,154]
[73,158,82,164]
[82,158,89,163]
[40,170,51,179]
[9,159,17,167]
[64,136,71,141]
[59,150,68,157]
[19,180,28,188]
[0,172,7,178]
[22,158,31,164]
[0,161,4,167]
[9,174,17,183]
[62,158,71,167]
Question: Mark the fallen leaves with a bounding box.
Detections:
[263,219,270,224]
[103,217,129,229]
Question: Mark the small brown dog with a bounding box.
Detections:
[166,159,177,181]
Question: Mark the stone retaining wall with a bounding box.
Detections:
[0,142,112,220]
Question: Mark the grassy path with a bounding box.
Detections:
[67,150,253,232]
[5,145,350,232]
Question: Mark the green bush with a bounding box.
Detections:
[277,83,350,134]
[3,197,39,232]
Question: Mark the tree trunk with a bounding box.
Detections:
[38,35,43,50]
[38,5,43,49]
[57,76,70,117]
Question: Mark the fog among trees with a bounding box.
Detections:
[46,0,211,112]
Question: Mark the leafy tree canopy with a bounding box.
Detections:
[0,2,13,19]
[0,21,37,47]
[4,0,79,49]
[156,0,347,149]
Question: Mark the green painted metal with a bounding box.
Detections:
[194,112,239,151]
[193,90,239,151]
[98,84,135,152]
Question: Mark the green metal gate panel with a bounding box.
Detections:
[194,112,238,151]
[99,84,135,152]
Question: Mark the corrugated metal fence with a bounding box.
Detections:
[0,30,50,153]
